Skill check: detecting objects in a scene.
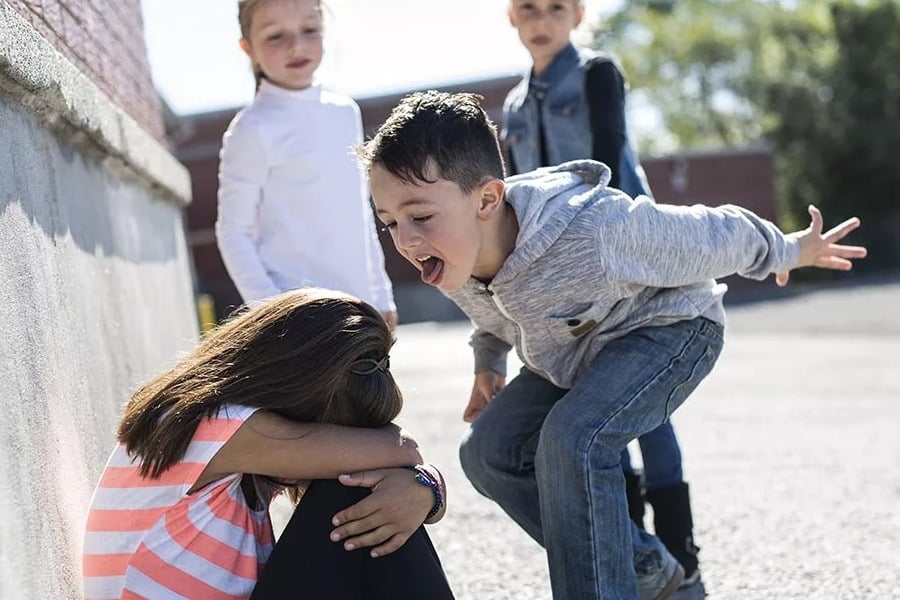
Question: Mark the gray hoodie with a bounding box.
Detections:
[447,160,800,389]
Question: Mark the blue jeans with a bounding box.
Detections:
[619,421,683,491]
[459,317,724,599]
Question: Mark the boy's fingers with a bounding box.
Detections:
[823,217,861,242]
[830,243,867,258]
[463,397,486,423]
[815,256,853,271]
[807,204,823,233]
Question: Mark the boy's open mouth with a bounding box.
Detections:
[418,256,444,286]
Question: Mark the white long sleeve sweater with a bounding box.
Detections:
[215,80,395,312]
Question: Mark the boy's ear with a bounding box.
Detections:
[574,3,585,28]
[477,178,506,221]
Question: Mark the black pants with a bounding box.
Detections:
[251,479,456,599]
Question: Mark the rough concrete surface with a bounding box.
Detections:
[278,275,900,600]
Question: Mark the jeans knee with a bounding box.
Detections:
[458,427,488,485]
[459,423,523,492]
[538,407,621,471]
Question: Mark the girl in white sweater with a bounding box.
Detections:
[217,0,397,329]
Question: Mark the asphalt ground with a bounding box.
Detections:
[274,274,900,600]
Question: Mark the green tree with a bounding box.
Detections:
[600,0,900,269]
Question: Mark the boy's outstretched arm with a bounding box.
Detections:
[775,205,867,286]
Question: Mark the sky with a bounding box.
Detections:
[140,0,615,116]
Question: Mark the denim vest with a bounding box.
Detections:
[501,44,652,199]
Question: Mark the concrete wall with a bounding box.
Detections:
[0,3,197,598]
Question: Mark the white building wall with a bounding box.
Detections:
[0,5,197,598]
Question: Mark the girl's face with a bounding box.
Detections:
[240,0,323,90]
[508,0,584,75]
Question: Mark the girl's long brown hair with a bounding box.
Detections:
[117,288,402,481]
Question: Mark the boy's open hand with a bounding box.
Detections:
[329,468,432,557]
[464,371,506,422]
[775,205,868,287]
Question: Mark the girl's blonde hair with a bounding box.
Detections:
[117,288,402,483]
[237,0,323,90]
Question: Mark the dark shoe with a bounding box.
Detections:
[646,482,700,580]
[624,470,646,530]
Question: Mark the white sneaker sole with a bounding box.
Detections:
[654,563,685,600]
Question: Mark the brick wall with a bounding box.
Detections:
[4,0,164,140]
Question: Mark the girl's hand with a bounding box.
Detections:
[381,311,398,332]
[463,371,505,423]
[776,205,867,286]
[329,468,432,557]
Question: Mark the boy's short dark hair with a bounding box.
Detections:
[359,91,506,193]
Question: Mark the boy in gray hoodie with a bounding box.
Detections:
[359,91,866,600]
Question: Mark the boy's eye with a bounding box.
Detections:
[303,27,321,36]
[380,222,397,233]
[266,33,283,42]
[413,215,433,224]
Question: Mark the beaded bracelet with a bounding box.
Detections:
[406,465,443,521]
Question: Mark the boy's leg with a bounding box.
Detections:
[637,422,683,491]
[620,448,647,530]
[459,366,566,544]
[251,480,455,600]
[638,423,702,582]
[535,317,723,599]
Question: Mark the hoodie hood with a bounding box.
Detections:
[495,160,612,284]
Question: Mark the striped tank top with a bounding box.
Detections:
[83,404,276,599]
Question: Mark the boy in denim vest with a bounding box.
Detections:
[502,0,702,588]
[360,91,865,600]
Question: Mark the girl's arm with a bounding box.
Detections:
[215,116,281,302]
[352,103,397,316]
[195,410,423,490]
[585,58,627,191]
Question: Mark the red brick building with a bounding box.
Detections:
[6,0,165,140]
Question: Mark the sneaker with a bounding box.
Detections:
[635,547,685,600]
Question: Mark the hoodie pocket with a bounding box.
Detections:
[546,303,607,346]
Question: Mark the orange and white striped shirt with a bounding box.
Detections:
[83,404,276,600]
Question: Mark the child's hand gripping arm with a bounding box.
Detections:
[329,463,447,558]
[201,412,433,557]
[774,205,867,286]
